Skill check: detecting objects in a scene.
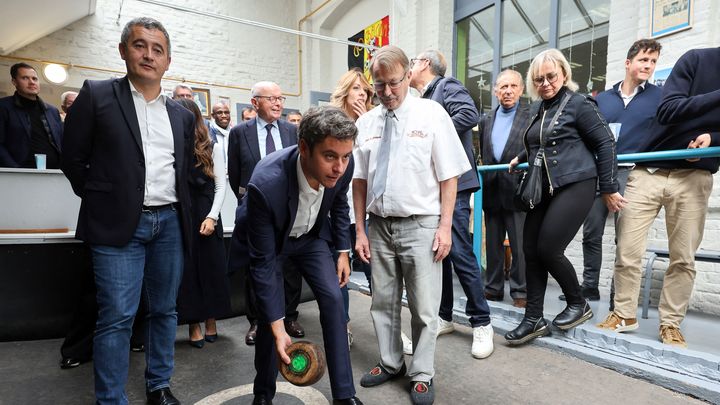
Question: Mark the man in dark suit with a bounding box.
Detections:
[228,81,305,345]
[478,69,530,308]
[0,62,63,168]
[229,106,362,405]
[61,17,193,405]
[409,49,494,359]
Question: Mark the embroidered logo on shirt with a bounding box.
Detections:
[407,130,427,138]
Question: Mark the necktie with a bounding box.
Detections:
[371,110,395,201]
[265,124,276,155]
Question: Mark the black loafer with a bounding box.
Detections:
[360,362,406,387]
[146,387,180,405]
[284,320,305,338]
[504,317,551,345]
[333,396,363,404]
[252,395,272,405]
[60,357,82,369]
[246,323,258,346]
[553,301,593,330]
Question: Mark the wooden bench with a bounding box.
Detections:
[641,247,720,319]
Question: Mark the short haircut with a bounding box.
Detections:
[494,69,524,89]
[299,106,357,152]
[10,62,35,79]
[287,111,302,118]
[173,84,192,98]
[526,48,579,100]
[371,45,410,74]
[418,49,447,77]
[241,106,256,119]
[61,91,78,105]
[251,81,280,97]
[626,39,662,60]
[120,17,172,56]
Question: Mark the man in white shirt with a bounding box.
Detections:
[61,18,194,405]
[353,45,471,405]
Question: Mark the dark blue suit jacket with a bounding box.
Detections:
[229,146,353,322]
[0,93,63,167]
[61,77,195,248]
[422,76,480,193]
[227,117,297,199]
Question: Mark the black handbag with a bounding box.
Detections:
[514,93,571,211]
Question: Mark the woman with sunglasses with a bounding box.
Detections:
[504,49,625,345]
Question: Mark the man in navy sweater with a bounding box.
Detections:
[598,45,720,348]
[570,39,662,303]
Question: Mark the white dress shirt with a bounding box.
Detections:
[353,94,471,217]
[256,116,283,159]
[289,156,325,237]
[128,80,177,206]
[206,143,227,220]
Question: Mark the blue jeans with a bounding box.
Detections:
[91,206,184,405]
[439,190,491,327]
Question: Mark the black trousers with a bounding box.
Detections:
[523,177,596,319]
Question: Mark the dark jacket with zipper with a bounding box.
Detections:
[518,87,618,194]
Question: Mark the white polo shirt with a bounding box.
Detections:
[353,94,471,218]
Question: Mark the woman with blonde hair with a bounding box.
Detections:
[330,69,374,347]
[505,49,625,345]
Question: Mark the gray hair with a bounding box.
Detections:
[299,106,358,152]
[251,81,280,97]
[418,49,447,77]
[173,84,192,97]
[494,69,524,88]
[371,45,410,74]
[526,48,578,100]
[60,91,78,105]
[120,17,171,56]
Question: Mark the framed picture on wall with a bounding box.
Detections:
[192,88,211,117]
[651,0,692,38]
[218,95,231,106]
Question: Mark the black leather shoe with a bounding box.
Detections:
[246,323,258,346]
[284,320,305,338]
[204,333,218,343]
[131,342,145,352]
[504,317,551,345]
[252,395,272,405]
[146,387,180,405]
[581,288,601,301]
[552,301,593,330]
[60,357,83,369]
[484,291,504,301]
[333,396,363,404]
[189,339,204,349]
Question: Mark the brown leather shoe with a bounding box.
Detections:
[245,323,258,346]
[484,292,504,301]
[284,320,305,338]
[512,298,527,308]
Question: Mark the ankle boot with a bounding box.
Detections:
[552,301,593,330]
[504,317,550,345]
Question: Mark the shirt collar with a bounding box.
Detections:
[617,80,646,98]
[257,115,278,130]
[128,79,166,104]
[296,155,323,195]
[381,90,414,122]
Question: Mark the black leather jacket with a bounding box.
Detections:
[518,87,618,194]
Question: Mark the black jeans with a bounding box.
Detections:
[523,177,596,319]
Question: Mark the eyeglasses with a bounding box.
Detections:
[254,95,287,104]
[410,58,428,66]
[532,72,560,86]
[373,75,407,91]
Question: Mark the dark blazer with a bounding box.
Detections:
[422,75,480,193]
[229,146,352,322]
[479,101,530,211]
[0,93,63,167]
[227,117,297,199]
[61,77,195,249]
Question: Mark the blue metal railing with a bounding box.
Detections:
[472,146,720,260]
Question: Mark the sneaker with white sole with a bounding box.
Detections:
[596,312,638,333]
[401,331,413,355]
[471,323,494,359]
[437,318,455,336]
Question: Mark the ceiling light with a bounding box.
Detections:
[43,63,68,84]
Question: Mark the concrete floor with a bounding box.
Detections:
[0,290,705,405]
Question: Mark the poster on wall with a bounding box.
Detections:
[653,66,673,87]
[651,0,692,38]
[347,16,390,83]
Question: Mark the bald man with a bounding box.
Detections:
[209,102,231,169]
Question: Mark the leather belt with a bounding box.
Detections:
[142,203,176,211]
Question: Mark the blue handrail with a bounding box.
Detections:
[472,146,720,263]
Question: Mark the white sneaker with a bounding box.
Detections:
[437,318,455,336]
[471,324,495,359]
[401,331,413,355]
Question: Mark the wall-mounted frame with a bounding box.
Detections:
[651,0,692,38]
[192,87,211,118]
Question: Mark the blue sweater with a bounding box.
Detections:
[640,47,720,173]
[595,82,661,155]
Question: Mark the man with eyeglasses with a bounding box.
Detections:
[409,48,495,360]
[227,81,305,346]
[353,45,471,405]
[208,102,232,170]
